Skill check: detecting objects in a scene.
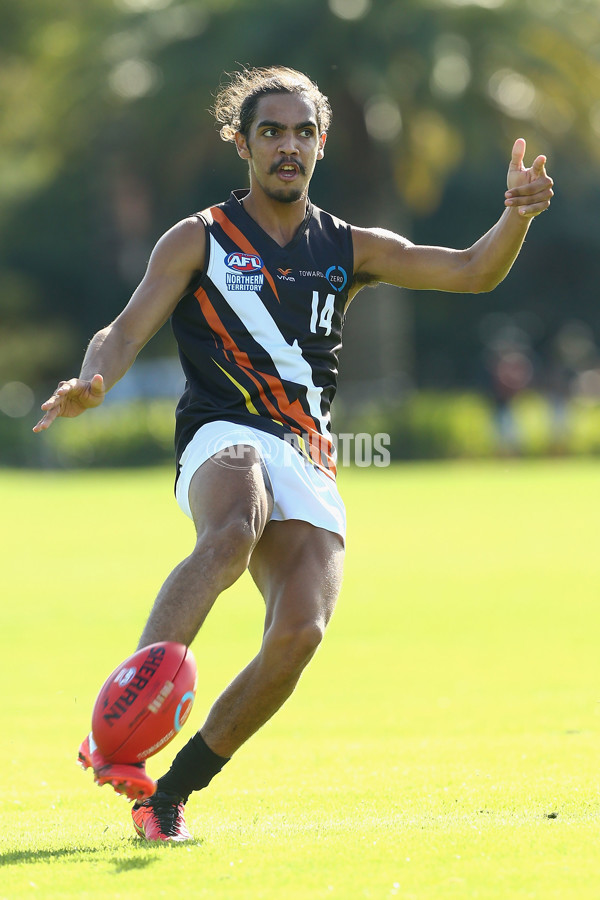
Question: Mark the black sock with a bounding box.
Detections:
[156,733,230,803]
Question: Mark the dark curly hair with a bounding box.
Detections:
[212,66,332,142]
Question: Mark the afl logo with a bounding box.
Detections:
[115,666,136,687]
[225,252,263,274]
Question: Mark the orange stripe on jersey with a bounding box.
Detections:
[211,207,280,303]
[194,286,332,468]
[196,287,284,424]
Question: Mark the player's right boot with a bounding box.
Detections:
[77,733,156,803]
[132,791,192,842]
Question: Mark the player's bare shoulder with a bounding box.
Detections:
[118,215,208,332]
[150,215,207,278]
[350,224,414,291]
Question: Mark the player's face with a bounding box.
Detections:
[235,93,326,204]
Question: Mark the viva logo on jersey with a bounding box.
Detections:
[225,252,265,292]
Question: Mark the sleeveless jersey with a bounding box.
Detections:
[171,189,354,480]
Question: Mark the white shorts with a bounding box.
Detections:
[175,420,346,541]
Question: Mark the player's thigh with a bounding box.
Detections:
[188,445,273,543]
[249,519,345,632]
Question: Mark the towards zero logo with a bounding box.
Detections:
[326,265,348,292]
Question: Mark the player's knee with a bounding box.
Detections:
[193,516,259,583]
[264,618,325,672]
[295,620,325,660]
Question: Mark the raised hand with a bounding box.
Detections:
[33,373,106,432]
[504,138,553,220]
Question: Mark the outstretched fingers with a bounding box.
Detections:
[43,381,71,408]
[32,374,105,432]
[33,382,70,431]
[33,403,62,432]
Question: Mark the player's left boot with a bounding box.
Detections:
[132,791,192,842]
[77,733,156,802]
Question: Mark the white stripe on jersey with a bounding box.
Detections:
[207,233,330,440]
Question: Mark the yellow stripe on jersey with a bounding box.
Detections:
[213,359,260,416]
[295,432,317,466]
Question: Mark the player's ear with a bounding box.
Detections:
[235,131,251,160]
[317,132,327,161]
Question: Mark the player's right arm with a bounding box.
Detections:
[33,216,206,433]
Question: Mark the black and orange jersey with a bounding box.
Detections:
[171,189,354,479]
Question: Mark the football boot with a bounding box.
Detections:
[77,733,156,802]
[132,791,192,842]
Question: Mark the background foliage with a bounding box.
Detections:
[1,0,600,459]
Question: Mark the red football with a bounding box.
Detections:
[91,642,197,763]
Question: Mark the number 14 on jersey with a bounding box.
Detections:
[310,292,335,336]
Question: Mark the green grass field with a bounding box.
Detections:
[2,460,599,899]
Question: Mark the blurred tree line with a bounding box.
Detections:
[1,0,600,425]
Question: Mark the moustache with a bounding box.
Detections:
[269,159,306,176]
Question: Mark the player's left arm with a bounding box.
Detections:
[351,139,553,295]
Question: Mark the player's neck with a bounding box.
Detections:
[241,188,308,248]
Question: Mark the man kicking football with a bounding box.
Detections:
[34,66,553,841]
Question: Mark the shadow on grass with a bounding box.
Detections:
[1,839,202,869]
